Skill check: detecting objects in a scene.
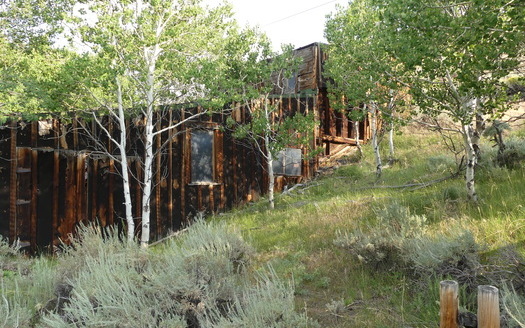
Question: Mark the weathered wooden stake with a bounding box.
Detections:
[478,285,500,328]
[440,280,459,328]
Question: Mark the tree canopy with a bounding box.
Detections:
[325,0,525,200]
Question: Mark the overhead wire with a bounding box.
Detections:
[263,0,341,26]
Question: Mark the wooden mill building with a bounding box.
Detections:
[0,43,370,250]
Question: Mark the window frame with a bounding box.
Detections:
[189,127,220,186]
[272,147,302,177]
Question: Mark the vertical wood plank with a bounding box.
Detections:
[478,285,500,328]
[31,121,38,147]
[197,185,203,212]
[76,154,86,223]
[440,280,459,328]
[91,158,98,223]
[232,137,238,204]
[108,158,115,226]
[168,110,174,229]
[9,122,17,243]
[72,116,78,150]
[155,112,162,237]
[208,184,214,213]
[52,151,59,247]
[16,148,32,246]
[62,155,77,243]
[214,129,225,211]
[135,159,142,229]
[181,122,189,223]
[30,149,38,251]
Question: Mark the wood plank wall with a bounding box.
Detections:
[0,97,320,250]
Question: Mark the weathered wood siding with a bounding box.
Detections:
[0,96,320,250]
[0,43,371,250]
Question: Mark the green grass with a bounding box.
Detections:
[2,125,525,327]
[214,126,525,327]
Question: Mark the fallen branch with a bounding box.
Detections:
[281,182,320,196]
[148,228,188,247]
[357,173,459,192]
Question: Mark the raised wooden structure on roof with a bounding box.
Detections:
[0,43,370,250]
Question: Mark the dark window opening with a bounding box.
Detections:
[191,130,214,183]
[281,72,297,94]
[272,148,302,176]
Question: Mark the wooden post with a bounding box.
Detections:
[478,285,500,328]
[440,280,459,328]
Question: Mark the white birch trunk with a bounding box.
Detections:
[388,121,395,164]
[140,45,159,246]
[353,120,363,158]
[462,123,478,202]
[264,101,275,209]
[370,104,382,178]
[266,141,275,210]
[116,77,135,241]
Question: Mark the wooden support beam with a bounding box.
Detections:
[322,135,360,145]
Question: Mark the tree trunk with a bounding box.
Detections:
[140,45,159,247]
[388,121,395,165]
[140,116,154,246]
[462,123,478,202]
[370,104,382,178]
[267,149,275,210]
[264,100,275,210]
[354,120,363,158]
[116,77,135,241]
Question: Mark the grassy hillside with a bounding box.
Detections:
[215,124,525,327]
[2,123,524,327]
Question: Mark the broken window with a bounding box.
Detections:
[272,148,302,176]
[191,129,214,183]
[282,73,297,94]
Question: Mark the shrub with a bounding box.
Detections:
[504,75,525,99]
[1,280,34,328]
[334,203,482,285]
[0,236,30,276]
[497,137,525,169]
[402,231,480,284]
[201,268,319,328]
[39,220,312,328]
[334,203,427,268]
[502,283,525,328]
[443,186,462,201]
[427,155,457,174]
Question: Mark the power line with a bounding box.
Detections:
[264,0,341,26]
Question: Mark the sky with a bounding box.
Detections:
[205,0,349,51]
